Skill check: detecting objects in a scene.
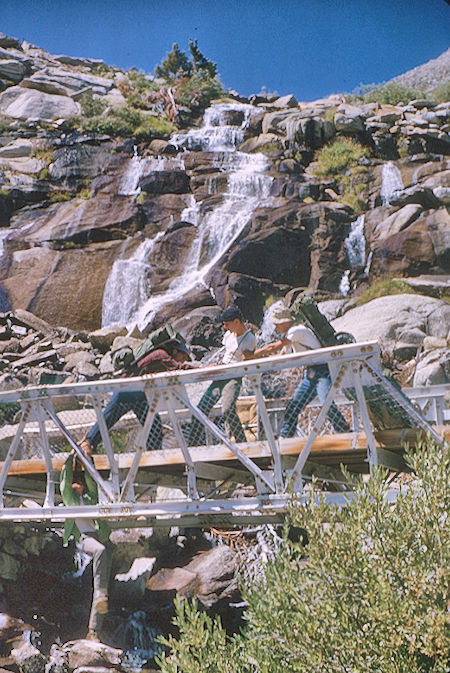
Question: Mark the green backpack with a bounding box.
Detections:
[290,296,355,347]
[112,323,185,374]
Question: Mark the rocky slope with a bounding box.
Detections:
[388,47,450,93]
[0,35,448,385]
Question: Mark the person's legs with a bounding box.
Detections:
[85,391,163,451]
[86,391,143,451]
[280,370,317,438]
[316,375,350,433]
[187,382,224,446]
[79,535,113,635]
[221,378,246,443]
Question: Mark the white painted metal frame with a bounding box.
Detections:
[0,341,443,525]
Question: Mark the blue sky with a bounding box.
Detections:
[3,0,449,101]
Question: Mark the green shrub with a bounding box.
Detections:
[49,190,73,203]
[314,139,370,177]
[430,81,450,104]
[158,439,450,673]
[77,105,176,139]
[360,82,425,105]
[356,277,416,305]
[78,92,108,118]
[175,73,223,110]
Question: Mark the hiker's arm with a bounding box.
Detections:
[254,337,290,358]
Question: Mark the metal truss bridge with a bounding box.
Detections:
[0,341,447,529]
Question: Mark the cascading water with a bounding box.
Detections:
[339,215,366,297]
[380,161,404,206]
[116,611,163,671]
[118,147,185,196]
[126,102,274,331]
[102,234,163,327]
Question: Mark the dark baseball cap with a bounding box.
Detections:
[220,306,243,322]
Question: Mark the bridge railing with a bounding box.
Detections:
[0,341,444,526]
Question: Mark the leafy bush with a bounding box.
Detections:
[158,439,450,673]
[76,105,176,139]
[357,82,425,105]
[430,81,450,104]
[314,139,370,177]
[356,277,416,305]
[175,74,223,110]
[78,92,107,118]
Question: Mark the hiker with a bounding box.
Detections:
[60,453,112,642]
[255,306,350,437]
[80,338,193,458]
[187,306,256,446]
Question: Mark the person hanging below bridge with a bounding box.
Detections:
[187,306,256,446]
[254,305,350,437]
[79,338,194,459]
[60,453,113,642]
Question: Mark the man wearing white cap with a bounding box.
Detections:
[255,306,350,437]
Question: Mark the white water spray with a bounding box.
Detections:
[102,234,163,327]
[125,103,274,331]
[380,161,404,206]
[339,215,366,297]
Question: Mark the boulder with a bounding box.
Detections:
[6,195,141,246]
[366,204,423,242]
[272,94,298,109]
[389,185,441,209]
[370,207,450,275]
[332,294,450,357]
[0,59,25,83]
[23,67,115,96]
[139,169,190,194]
[88,326,128,352]
[413,348,450,386]
[0,139,32,158]
[0,241,124,331]
[182,545,238,607]
[334,104,365,134]
[0,86,80,120]
[62,641,122,670]
[11,641,45,673]
[0,34,22,49]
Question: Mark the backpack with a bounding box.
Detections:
[112,323,185,374]
[290,296,355,347]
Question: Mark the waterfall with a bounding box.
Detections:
[339,270,350,296]
[116,611,162,671]
[102,234,163,327]
[345,214,366,268]
[128,102,274,331]
[118,146,146,196]
[380,161,403,206]
[339,215,366,297]
[118,146,185,196]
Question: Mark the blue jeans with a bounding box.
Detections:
[86,391,163,451]
[187,378,245,446]
[280,365,350,437]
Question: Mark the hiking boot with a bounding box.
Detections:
[94,596,108,615]
[86,630,101,642]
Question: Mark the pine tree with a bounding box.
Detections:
[155,43,192,79]
[188,39,217,78]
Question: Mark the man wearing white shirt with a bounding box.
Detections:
[255,306,350,437]
[188,306,256,445]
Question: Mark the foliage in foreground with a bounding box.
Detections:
[157,440,449,673]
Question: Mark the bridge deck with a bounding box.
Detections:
[0,342,447,526]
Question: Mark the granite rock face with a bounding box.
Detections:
[0,33,447,382]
